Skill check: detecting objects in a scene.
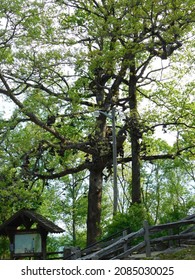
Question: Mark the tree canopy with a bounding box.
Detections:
[0,0,195,247]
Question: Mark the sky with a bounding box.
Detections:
[0,96,16,119]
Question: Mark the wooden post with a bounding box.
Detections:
[63,247,72,259]
[168,228,174,247]
[41,231,48,260]
[8,234,14,260]
[74,248,81,259]
[143,220,151,258]
[70,247,81,259]
[123,230,128,253]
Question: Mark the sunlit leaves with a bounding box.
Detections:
[0,0,194,248]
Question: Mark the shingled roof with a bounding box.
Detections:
[0,209,64,235]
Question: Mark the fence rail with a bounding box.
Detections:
[47,214,195,260]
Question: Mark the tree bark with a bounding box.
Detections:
[129,58,141,204]
[131,133,141,203]
[86,104,107,245]
[87,167,103,245]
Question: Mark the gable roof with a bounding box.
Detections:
[0,209,64,235]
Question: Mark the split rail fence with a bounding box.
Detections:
[47,214,195,260]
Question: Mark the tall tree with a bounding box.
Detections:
[0,0,194,245]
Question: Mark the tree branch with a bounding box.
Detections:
[118,145,195,164]
[34,161,92,180]
[0,72,66,142]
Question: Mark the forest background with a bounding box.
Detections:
[0,0,195,257]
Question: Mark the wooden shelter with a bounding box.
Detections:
[0,209,64,259]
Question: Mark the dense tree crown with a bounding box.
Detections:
[0,0,195,248]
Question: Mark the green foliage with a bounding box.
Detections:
[0,237,9,260]
[59,173,88,247]
[142,158,195,224]
[0,0,194,253]
[104,204,151,237]
[0,166,43,221]
[46,235,72,253]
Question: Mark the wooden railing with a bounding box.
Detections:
[47,214,195,260]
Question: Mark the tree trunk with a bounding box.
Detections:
[86,111,107,245]
[87,167,103,245]
[129,113,141,204]
[131,133,141,203]
[129,58,141,204]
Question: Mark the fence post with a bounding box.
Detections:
[168,227,174,247]
[63,247,72,259]
[123,230,128,253]
[63,247,81,259]
[143,220,151,258]
[75,248,81,259]
[71,247,81,259]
